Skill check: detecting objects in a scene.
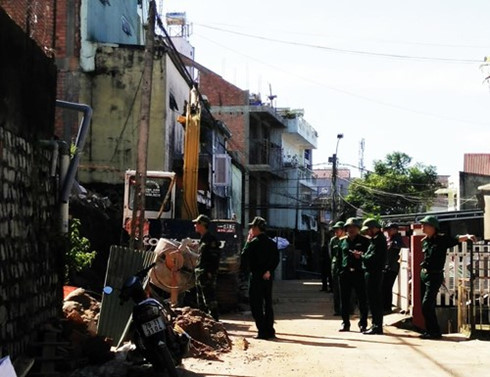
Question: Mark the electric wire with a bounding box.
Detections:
[194,33,490,128]
[196,23,482,64]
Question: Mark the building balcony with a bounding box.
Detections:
[248,139,286,178]
[283,116,318,149]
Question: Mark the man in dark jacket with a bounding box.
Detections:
[382,222,405,313]
[193,214,221,321]
[361,218,387,335]
[329,221,345,315]
[338,217,370,332]
[241,216,280,340]
[418,215,476,339]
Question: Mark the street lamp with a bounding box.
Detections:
[329,134,344,222]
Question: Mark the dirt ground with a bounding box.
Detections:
[179,280,490,377]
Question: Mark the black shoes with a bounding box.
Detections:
[254,330,276,340]
[338,323,350,332]
[419,332,442,340]
[363,327,383,335]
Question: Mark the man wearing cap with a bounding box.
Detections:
[361,218,387,335]
[193,214,221,321]
[382,222,406,313]
[418,215,476,339]
[330,221,345,315]
[241,216,280,339]
[338,217,370,332]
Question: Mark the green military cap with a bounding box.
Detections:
[248,216,267,230]
[419,215,439,230]
[332,221,345,229]
[362,218,381,229]
[383,221,399,230]
[344,217,361,228]
[192,214,211,225]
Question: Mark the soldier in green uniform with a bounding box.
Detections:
[329,221,345,316]
[361,218,387,335]
[241,216,280,340]
[193,214,221,321]
[418,215,476,339]
[338,217,370,332]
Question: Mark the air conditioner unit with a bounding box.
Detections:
[213,154,231,186]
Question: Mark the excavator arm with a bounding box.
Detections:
[181,87,201,220]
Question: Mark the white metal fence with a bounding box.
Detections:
[393,242,490,332]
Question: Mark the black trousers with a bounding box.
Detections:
[382,270,399,311]
[249,277,275,336]
[196,271,219,320]
[332,268,341,314]
[339,270,368,328]
[365,270,383,329]
[420,271,443,335]
[320,253,333,291]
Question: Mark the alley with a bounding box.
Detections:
[181,280,490,377]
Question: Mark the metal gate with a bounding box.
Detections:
[445,243,490,336]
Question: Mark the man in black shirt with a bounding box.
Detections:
[241,216,280,340]
[193,214,221,321]
[418,215,476,339]
[338,217,370,332]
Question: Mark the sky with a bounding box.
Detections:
[159,0,490,178]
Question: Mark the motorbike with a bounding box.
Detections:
[104,262,190,377]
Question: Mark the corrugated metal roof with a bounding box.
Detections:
[97,246,156,345]
[314,168,351,179]
[464,154,490,175]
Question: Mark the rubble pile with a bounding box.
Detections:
[63,288,101,335]
[174,307,233,360]
[60,288,233,375]
[62,288,114,365]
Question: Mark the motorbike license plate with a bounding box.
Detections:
[141,317,165,337]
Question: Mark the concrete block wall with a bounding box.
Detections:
[0,128,62,360]
[0,6,62,360]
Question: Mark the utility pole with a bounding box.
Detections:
[130,1,156,250]
[329,134,343,223]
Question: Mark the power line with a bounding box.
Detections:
[194,33,490,128]
[199,22,490,50]
[196,23,482,64]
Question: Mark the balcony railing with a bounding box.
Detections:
[249,139,283,171]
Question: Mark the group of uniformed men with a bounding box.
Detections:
[329,215,477,339]
[329,217,400,335]
[192,211,478,341]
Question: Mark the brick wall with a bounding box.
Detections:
[199,70,248,106]
[0,0,82,140]
[0,7,62,360]
[199,71,249,165]
[0,0,57,54]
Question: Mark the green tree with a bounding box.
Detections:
[345,152,440,215]
[65,218,96,284]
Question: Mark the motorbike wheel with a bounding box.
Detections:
[154,342,179,377]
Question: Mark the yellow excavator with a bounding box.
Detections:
[122,87,241,307]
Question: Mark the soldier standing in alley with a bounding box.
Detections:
[241,216,280,340]
[418,215,476,339]
[382,222,405,314]
[329,221,345,316]
[361,218,387,335]
[338,217,370,332]
[193,214,221,321]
